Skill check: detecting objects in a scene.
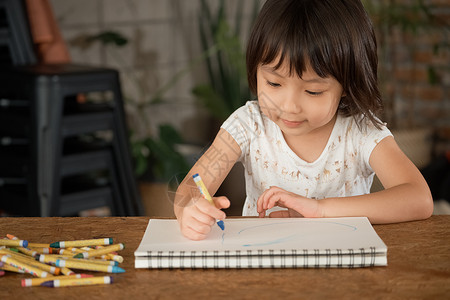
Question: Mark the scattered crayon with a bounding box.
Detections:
[106,254,124,263]
[0,239,28,248]
[55,259,125,273]
[27,243,51,248]
[57,257,118,266]
[17,247,39,258]
[0,261,26,273]
[41,276,113,287]
[74,243,124,259]
[1,235,125,287]
[59,267,75,276]
[50,238,113,248]
[0,249,60,275]
[1,255,49,278]
[22,274,94,287]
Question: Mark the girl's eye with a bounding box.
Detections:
[266,81,281,87]
[306,90,323,96]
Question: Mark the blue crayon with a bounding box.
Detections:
[54,259,125,273]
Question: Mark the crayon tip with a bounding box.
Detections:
[73,253,83,259]
[108,238,113,245]
[217,220,225,230]
[112,266,126,273]
[40,280,54,287]
[49,242,59,248]
[22,240,28,248]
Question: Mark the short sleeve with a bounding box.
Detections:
[357,118,393,174]
[221,101,264,162]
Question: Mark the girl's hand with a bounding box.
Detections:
[257,186,323,218]
[177,196,229,241]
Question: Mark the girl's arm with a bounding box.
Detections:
[258,136,433,223]
[174,128,241,240]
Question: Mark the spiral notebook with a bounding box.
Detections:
[134,217,387,269]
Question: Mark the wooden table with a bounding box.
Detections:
[0,216,449,299]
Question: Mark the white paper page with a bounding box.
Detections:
[134,217,387,256]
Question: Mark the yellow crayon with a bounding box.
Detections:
[27,247,56,254]
[57,247,84,255]
[55,259,125,273]
[50,238,113,248]
[59,266,75,275]
[0,255,49,278]
[28,243,51,248]
[0,249,60,275]
[37,254,59,265]
[17,247,39,258]
[0,262,25,273]
[74,243,124,259]
[0,239,28,247]
[107,253,123,263]
[37,254,74,277]
[193,173,225,230]
[96,245,124,263]
[58,257,117,266]
[41,276,113,287]
[22,274,94,287]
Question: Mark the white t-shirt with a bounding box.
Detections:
[221,101,392,216]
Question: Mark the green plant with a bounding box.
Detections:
[132,124,190,182]
[192,0,260,122]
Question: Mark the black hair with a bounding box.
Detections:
[246,0,383,128]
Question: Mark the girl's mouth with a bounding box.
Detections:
[281,119,304,127]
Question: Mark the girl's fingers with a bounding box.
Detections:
[257,187,273,212]
[181,225,209,241]
[196,198,226,220]
[214,196,231,210]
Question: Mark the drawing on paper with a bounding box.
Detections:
[220,221,358,247]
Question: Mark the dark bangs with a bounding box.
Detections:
[246,0,384,128]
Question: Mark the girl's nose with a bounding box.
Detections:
[281,91,302,114]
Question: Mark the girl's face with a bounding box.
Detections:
[257,60,344,140]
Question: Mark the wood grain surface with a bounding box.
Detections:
[0,216,449,299]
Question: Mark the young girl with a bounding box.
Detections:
[174,0,433,240]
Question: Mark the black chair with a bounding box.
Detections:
[0,1,143,216]
[0,0,36,65]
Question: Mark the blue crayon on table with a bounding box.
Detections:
[54,259,125,273]
[0,239,28,248]
[192,173,225,230]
